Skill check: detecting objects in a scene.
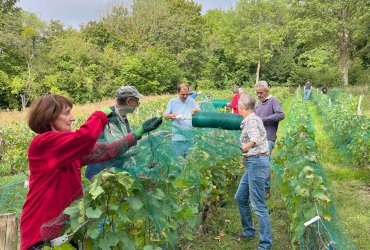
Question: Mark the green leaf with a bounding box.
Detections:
[90,185,104,200]
[53,242,76,250]
[153,188,165,199]
[128,196,144,211]
[143,245,162,250]
[85,207,103,219]
[98,233,120,249]
[87,228,100,239]
[64,205,80,218]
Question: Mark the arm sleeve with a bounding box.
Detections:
[191,98,200,110]
[81,133,137,165]
[165,100,172,114]
[261,99,285,124]
[190,93,199,99]
[29,111,108,170]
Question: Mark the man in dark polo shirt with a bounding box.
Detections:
[255,80,285,198]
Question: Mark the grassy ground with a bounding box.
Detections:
[181,186,291,250]
[0,172,28,216]
[309,102,370,249]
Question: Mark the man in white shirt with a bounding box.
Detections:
[165,83,200,158]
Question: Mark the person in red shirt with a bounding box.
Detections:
[227,88,244,114]
[20,94,162,250]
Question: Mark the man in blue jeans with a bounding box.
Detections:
[234,93,272,250]
[255,81,285,198]
[304,80,312,100]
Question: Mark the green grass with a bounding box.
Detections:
[181,181,291,250]
[0,172,28,216]
[309,102,370,249]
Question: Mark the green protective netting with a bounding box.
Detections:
[34,109,243,248]
[272,92,358,250]
[199,101,217,112]
[0,174,29,215]
[192,112,243,130]
[211,99,230,108]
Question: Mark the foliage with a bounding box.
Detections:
[119,48,181,94]
[312,91,369,168]
[0,123,33,175]
[274,93,333,248]
[0,0,369,109]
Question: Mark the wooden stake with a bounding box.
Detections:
[0,213,18,250]
[357,95,363,116]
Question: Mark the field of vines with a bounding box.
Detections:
[0,87,369,250]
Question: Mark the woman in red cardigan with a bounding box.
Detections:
[20,94,162,250]
[227,88,244,114]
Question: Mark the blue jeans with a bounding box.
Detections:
[266,140,275,191]
[235,156,272,250]
[172,140,192,159]
[304,89,311,100]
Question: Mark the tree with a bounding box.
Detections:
[290,0,370,86]
[235,0,290,85]
[101,0,206,83]
[1,11,46,110]
[0,0,17,13]
[39,29,105,103]
[119,47,181,93]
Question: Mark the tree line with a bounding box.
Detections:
[0,0,369,110]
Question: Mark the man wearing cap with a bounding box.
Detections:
[85,86,145,180]
[165,83,200,159]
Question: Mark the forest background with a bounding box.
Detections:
[0,0,369,111]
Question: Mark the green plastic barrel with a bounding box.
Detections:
[211,100,230,108]
[192,112,243,130]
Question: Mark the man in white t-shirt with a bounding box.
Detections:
[165,83,200,158]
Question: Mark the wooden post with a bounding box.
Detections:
[0,134,4,160]
[357,95,363,116]
[0,213,18,250]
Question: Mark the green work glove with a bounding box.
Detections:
[101,107,112,117]
[134,117,163,140]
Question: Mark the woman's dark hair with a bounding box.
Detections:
[28,94,73,134]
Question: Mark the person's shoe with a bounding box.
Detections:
[232,233,255,242]
[265,189,271,200]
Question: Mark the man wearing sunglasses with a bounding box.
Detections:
[165,83,200,159]
[85,85,144,180]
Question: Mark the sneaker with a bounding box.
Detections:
[265,190,271,200]
[232,233,255,242]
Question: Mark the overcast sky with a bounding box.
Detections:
[17,0,236,29]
